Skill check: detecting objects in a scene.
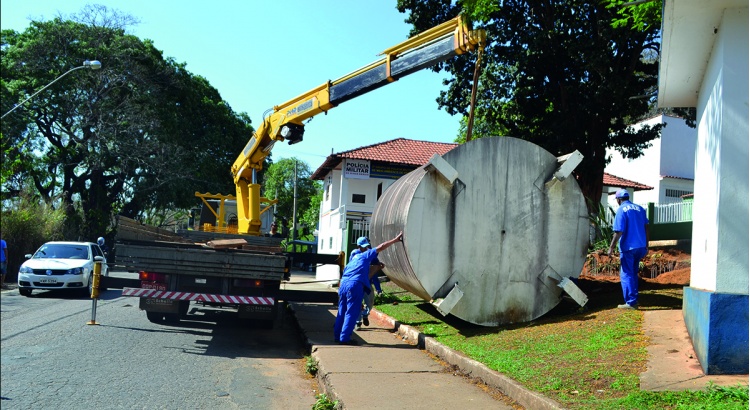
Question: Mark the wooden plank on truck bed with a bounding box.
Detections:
[242,244,284,253]
[177,229,283,246]
[114,243,288,280]
[116,215,193,243]
[206,239,248,249]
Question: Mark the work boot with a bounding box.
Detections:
[362,315,369,326]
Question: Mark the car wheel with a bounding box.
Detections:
[19,288,32,297]
[85,275,93,297]
[146,311,164,323]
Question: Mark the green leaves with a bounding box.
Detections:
[397,1,665,209]
[261,158,322,238]
[2,7,252,240]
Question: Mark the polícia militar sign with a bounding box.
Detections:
[344,159,370,179]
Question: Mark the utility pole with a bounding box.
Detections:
[292,160,298,254]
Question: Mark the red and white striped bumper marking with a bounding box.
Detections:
[121,287,274,305]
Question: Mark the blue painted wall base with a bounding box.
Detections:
[683,287,749,374]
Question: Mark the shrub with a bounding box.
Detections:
[1,192,67,280]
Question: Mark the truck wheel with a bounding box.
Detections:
[178,301,190,318]
[19,288,32,297]
[146,311,164,323]
[164,313,181,324]
[260,319,275,330]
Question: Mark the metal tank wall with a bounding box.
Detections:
[370,137,589,326]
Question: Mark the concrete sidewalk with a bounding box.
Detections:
[640,309,748,391]
[290,302,533,409]
[291,301,748,409]
[285,267,747,409]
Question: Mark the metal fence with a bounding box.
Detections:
[350,220,370,242]
[652,201,693,224]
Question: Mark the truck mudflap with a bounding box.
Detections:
[122,287,275,306]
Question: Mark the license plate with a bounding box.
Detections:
[239,305,274,313]
[141,282,167,291]
[40,278,57,284]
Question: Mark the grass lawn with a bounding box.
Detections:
[373,277,748,410]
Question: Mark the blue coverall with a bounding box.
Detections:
[613,200,649,306]
[334,248,379,343]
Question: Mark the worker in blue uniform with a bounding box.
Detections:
[334,231,403,345]
[608,189,649,309]
[349,241,385,329]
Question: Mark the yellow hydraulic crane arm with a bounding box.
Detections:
[231,14,485,235]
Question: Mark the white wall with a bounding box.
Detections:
[657,178,693,204]
[690,8,749,293]
[605,114,696,205]
[659,116,697,179]
[606,115,663,190]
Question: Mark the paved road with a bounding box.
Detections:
[0,286,317,409]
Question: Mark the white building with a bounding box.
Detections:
[311,138,456,281]
[659,0,748,374]
[605,114,696,205]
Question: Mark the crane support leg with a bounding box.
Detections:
[236,180,262,236]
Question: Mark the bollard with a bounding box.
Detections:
[87,260,102,325]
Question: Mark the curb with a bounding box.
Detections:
[286,303,344,408]
[311,350,341,408]
[369,308,566,410]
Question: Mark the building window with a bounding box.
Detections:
[666,189,693,198]
[329,237,333,249]
[325,183,330,201]
[352,194,366,204]
[377,182,383,200]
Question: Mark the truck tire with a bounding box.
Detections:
[146,311,164,323]
[178,300,190,318]
[260,319,274,330]
[164,313,181,324]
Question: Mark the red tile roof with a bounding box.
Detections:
[311,138,652,192]
[311,138,457,179]
[603,172,652,191]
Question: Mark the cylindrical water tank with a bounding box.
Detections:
[370,137,589,326]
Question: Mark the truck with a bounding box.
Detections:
[113,15,485,325]
[114,215,293,325]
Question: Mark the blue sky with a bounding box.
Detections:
[1,1,464,170]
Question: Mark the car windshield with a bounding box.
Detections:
[33,244,89,260]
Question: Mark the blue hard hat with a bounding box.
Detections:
[615,189,630,199]
[356,237,370,248]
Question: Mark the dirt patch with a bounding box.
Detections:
[581,247,691,286]
[573,247,690,311]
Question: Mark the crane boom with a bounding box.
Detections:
[231,15,485,235]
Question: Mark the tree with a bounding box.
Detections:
[261,158,322,238]
[396,0,664,208]
[1,5,252,240]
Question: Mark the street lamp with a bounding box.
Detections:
[1,60,102,120]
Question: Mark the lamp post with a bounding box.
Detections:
[1,60,102,120]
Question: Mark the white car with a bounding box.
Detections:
[17,241,109,297]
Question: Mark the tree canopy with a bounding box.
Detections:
[396,0,665,207]
[261,158,322,238]
[1,5,253,240]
